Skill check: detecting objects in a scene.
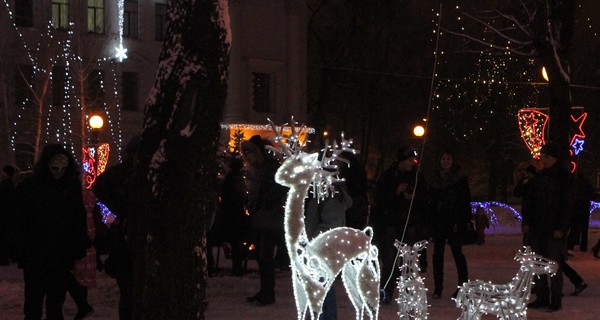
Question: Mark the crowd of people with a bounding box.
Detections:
[0,136,598,319]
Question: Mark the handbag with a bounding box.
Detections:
[450,221,478,246]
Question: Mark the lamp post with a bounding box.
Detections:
[82,114,110,189]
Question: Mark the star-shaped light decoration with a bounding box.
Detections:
[114,44,128,62]
[571,138,585,156]
[517,109,548,159]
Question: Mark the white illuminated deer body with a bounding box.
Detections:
[454,247,557,320]
[270,121,380,320]
[395,240,428,320]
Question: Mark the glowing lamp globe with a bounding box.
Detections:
[89,115,104,130]
[413,125,425,137]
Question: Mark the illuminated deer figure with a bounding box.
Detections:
[269,119,380,320]
[454,247,557,320]
[395,240,428,320]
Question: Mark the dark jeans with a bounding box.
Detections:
[66,272,89,311]
[116,274,134,320]
[432,236,468,294]
[256,231,281,299]
[23,267,68,320]
[530,234,565,305]
[561,260,584,288]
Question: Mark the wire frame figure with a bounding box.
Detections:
[454,247,557,320]
[394,240,428,320]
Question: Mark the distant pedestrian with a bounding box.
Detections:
[567,173,594,252]
[426,150,471,300]
[523,142,572,312]
[0,165,16,266]
[93,136,139,320]
[472,206,490,245]
[374,146,427,303]
[219,156,249,276]
[14,144,89,320]
[242,135,288,306]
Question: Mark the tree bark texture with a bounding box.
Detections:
[128,1,229,319]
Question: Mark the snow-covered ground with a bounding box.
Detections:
[2,209,600,319]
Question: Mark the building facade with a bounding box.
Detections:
[0,0,307,170]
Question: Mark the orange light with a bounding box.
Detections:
[89,115,104,129]
[413,125,425,137]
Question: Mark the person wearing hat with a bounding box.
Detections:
[523,142,574,311]
[373,146,427,303]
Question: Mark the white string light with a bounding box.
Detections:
[394,240,428,320]
[270,118,380,320]
[455,246,557,319]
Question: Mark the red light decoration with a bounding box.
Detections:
[82,143,110,189]
[517,109,548,159]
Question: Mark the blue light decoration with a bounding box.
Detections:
[470,201,522,226]
[97,201,117,225]
[590,200,600,216]
[571,138,585,156]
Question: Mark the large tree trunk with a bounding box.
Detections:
[127,1,230,319]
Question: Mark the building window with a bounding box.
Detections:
[51,0,69,30]
[52,66,67,107]
[15,65,33,106]
[155,3,167,41]
[87,70,105,106]
[122,72,138,111]
[124,0,138,38]
[87,0,104,33]
[252,72,272,113]
[15,0,33,27]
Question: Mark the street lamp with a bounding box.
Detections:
[82,114,110,189]
[542,66,549,82]
[413,125,425,138]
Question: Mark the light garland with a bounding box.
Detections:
[394,240,428,320]
[97,201,117,225]
[82,143,110,189]
[269,118,380,320]
[470,201,522,225]
[2,1,124,163]
[590,200,600,216]
[517,109,548,159]
[455,246,557,320]
[114,0,127,62]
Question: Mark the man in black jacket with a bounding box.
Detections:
[522,143,571,312]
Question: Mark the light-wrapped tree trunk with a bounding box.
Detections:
[128,1,230,318]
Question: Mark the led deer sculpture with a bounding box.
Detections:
[454,246,557,320]
[269,120,380,320]
[395,240,428,320]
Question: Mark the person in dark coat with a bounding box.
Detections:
[426,150,471,300]
[0,165,16,265]
[514,164,537,246]
[522,143,572,311]
[219,156,249,276]
[14,144,88,320]
[567,173,595,252]
[242,135,288,306]
[374,146,428,303]
[93,136,139,320]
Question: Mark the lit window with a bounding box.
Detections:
[87,0,104,33]
[122,72,138,111]
[252,72,272,113]
[124,0,138,38]
[155,3,167,41]
[51,0,69,30]
[15,0,33,27]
